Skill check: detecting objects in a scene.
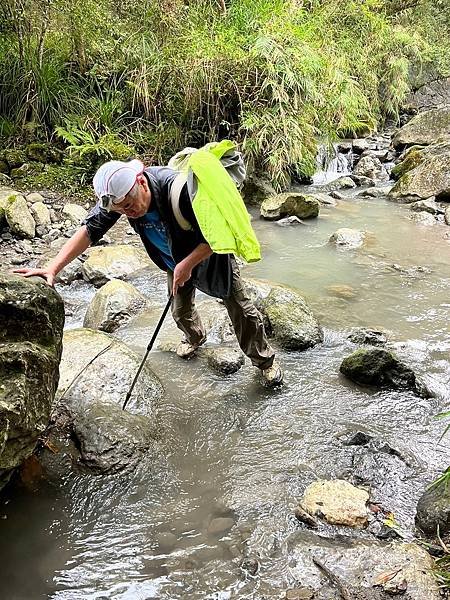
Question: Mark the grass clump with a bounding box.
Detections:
[0,0,448,191]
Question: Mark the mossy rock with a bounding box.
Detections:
[10,162,44,179]
[260,193,320,220]
[0,148,27,169]
[25,142,63,164]
[389,152,450,202]
[340,347,425,396]
[16,163,88,197]
[391,149,424,181]
[416,480,450,536]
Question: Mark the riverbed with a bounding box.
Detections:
[1,187,450,599]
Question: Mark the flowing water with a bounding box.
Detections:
[1,187,450,599]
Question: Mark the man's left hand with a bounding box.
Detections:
[172,260,193,295]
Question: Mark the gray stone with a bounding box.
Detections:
[26,192,45,204]
[415,480,450,536]
[405,77,450,112]
[57,328,164,419]
[30,201,51,226]
[82,245,154,286]
[409,198,440,214]
[445,206,450,225]
[55,258,84,285]
[0,274,64,489]
[207,517,235,535]
[409,211,436,226]
[353,155,389,182]
[61,203,88,224]
[357,186,393,198]
[259,284,323,350]
[206,347,245,375]
[70,402,157,474]
[347,328,388,346]
[242,175,276,205]
[4,194,35,238]
[306,192,337,206]
[392,106,450,148]
[83,279,148,332]
[276,216,305,226]
[352,139,370,153]
[350,174,375,187]
[340,347,427,396]
[0,173,12,186]
[321,176,356,192]
[329,228,366,249]
[260,193,320,220]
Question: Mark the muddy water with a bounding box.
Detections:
[1,190,450,599]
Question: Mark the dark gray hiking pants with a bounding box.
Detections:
[166,261,275,369]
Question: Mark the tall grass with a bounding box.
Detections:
[0,0,447,188]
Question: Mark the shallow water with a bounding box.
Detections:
[1,188,450,599]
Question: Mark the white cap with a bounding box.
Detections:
[93,159,144,210]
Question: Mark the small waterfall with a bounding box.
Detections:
[313,142,353,185]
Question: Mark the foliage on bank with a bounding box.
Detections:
[0,0,449,189]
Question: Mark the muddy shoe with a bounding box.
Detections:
[176,338,205,359]
[261,360,283,386]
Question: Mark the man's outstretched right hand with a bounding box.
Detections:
[12,267,57,286]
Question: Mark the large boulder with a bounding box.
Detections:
[0,274,64,489]
[82,245,154,286]
[340,347,426,396]
[405,77,450,112]
[320,176,356,192]
[83,278,149,332]
[415,479,450,536]
[259,284,323,350]
[4,193,35,238]
[260,193,320,220]
[392,106,450,148]
[57,328,164,420]
[391,147,425,180]
[388,142,450,202]
[70,402,157,474]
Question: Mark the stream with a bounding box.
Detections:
[1,183,450,599]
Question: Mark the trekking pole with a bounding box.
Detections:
[122,294,173,411]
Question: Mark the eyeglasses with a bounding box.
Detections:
[100,193,125,210]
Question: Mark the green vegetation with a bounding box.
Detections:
[0,0,449,190]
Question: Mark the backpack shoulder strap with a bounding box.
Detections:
[170,172,192,231]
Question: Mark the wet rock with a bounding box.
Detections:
[82,245,154,286]
[259,284,323,350]
[206,347,245,375]
[321,176,356,192]
[350,174,375,187]
[301,479,369,527]
[4,193,35,238]
[55,258,84,285]
[240,558,259,576]
[340,347,426,396]
[0,274,64,489]
[83,279,148,332]
[276,216,305,226]
[57,328,164,419]
[409,210,436,226]
[61,203,88,224]
[70,402,157,474]
[329,190,345,200]
[326,284,357,299]
[445,206,450,225]
[285,588,314,600]
[288,535,440,600]
[415,480,450,536]
[343,431,373,446]
[241,277,273,307]
[207,517,234,535]
[392,106,450,148]
[29,201,51,227]
[409,197,441,214]
[357,186,393,198]
[352,139,370,154]
[347,327,388,346]
[260,193,320,220]
[391,147,424,180]
[242,175,276,205]
[329,228,366,249]
[306,192,337,206]
[353,155,389,182]
[388,145,450,202]
[155,532,177,551]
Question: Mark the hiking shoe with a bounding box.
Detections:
[261,360,283,386]
[176,338,205,359]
